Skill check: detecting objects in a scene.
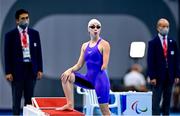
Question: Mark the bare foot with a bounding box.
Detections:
[55,104,74,111]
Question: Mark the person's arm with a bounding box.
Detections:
[5,33,12,74]
[147,41,157,85]
[101,40,110,70]
[36,31,43,79]
[174,40,180,84]
[4,32,13,81]
[61,43,86,79]
[36,31,43,72]
[69,43,86,72]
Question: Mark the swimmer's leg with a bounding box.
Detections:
[56,73,75,111]
[95,71,111,116]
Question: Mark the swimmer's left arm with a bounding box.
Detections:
[101,40,110,70]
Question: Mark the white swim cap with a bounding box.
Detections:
[88,19,101,27]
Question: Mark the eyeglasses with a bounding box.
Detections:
[89,25,101,29]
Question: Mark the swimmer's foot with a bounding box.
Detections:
[55,104,74,111]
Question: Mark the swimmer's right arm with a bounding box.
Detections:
[69,43,85,72]
[61,43,86,77]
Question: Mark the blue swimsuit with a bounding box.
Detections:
[74,39,110,104]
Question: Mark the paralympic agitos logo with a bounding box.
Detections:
[131,101,148,114]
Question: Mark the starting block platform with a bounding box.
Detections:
[23,97,84,116]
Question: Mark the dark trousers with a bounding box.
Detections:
[152,70,173,116]
[11,63,36,115]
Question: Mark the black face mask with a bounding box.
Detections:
[19,20,29,30]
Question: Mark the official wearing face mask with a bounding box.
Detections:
[19,18,29,30]
[4,9,43,115]
[147,18,180,115]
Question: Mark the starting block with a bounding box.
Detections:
[23,97,84,116]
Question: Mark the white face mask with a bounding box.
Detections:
[159,27,169,36]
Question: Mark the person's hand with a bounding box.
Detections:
[6,74,13,81]
[61,69,72,83]
[175,78,180,84]
[150,79,157,85]
[37,71,43,80]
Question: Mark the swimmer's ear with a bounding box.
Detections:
[88,27,91,33]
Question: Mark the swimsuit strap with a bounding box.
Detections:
[96,38,102,46]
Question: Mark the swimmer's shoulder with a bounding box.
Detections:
[82,41,90,50]
[99,39,110,47]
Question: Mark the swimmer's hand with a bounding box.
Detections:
[101,65,107,70]
[61,69,72,83]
